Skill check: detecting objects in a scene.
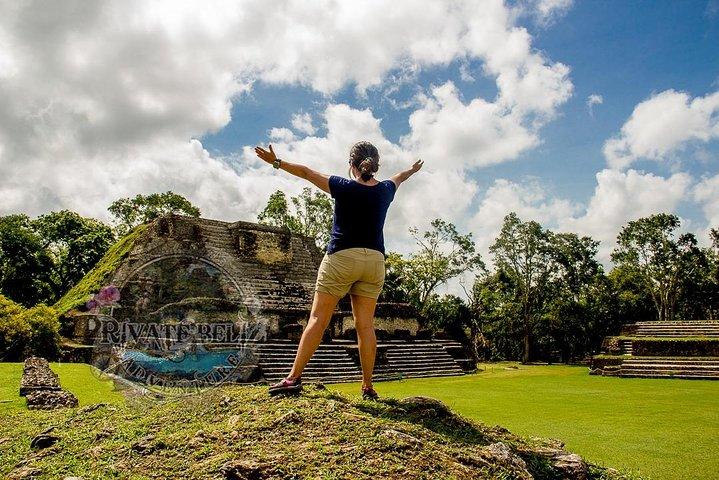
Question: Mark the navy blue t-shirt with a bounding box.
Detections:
[326,176,396,255]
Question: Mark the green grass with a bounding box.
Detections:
[0,362,125,414]
[333,364,719,480]
[0,370,630,480]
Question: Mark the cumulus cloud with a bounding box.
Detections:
[468,178,580,260]
[603,89,719,170]
[694,174,719,237]
[0,0,573,226]
[560,169,693,262]
[291,113,316,136]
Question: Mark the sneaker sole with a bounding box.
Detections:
[268,386,303,396]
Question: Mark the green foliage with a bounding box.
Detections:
[0,295,60,360]
[108,191,200,236]
[0,215,55,306]
[382,219,484,309]
[611,213,698,321]
[258,187,333,250]
[32,210,116,299]
[422,294,472,342]
[53,224,149,319]
[489,213,556,363]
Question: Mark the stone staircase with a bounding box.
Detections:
[382,341,466,379]
[253,339,468,384]
[619,358,719,380]
[593,321,719,380]
[255,341,363,383]
[623,321,719,337]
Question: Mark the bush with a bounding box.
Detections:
[0,295,60,360]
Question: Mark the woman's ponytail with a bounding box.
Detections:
[350,142,380,181]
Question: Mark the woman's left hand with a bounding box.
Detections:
[255,145,277,164]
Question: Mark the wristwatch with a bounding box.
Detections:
[272,158,282,169]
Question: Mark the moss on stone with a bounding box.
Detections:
[53,224,149,318]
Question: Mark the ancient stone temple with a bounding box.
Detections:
[63,215,473,391]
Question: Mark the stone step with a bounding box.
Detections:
[620,371,719,379]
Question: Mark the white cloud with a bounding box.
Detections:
[694,173,719,237]
[603,89,719,170]
[468,178,580,260]
[401,82,542,168]
[291,113,316,136]
[587,94,603,116]
[523,0,574,26]
[560,169,693,263]
[0,0,574,271]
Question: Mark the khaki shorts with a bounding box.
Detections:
[315,248,386,299]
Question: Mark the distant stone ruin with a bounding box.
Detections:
[20,357,78,409]
[61,215,473,387]
[591,321,719,379]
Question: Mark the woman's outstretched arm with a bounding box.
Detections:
[255,145,330,193]
[390,159,424,189]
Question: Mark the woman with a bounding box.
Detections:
[254,141,423,399]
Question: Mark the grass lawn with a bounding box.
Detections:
[0,362,125,415]
[332,363,719,480]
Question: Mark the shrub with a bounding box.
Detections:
[0,294,60,360]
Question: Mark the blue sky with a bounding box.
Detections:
[1,0,718,268]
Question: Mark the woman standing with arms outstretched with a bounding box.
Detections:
[255,141,423,399]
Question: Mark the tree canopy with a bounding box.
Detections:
[108,191,201,236]
[258,187,333,250]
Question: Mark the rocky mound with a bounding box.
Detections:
[1,384,637,479]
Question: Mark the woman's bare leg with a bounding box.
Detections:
[288,291,340,378]
[350,294,378,388]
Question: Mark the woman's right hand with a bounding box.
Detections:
[410,159,424,174]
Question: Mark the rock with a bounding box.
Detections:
[77,403,108,414]
[6,466,40,479]
[219,395,232,407]
[481,442,533,480]
[26,390,78,410]
[399,396,452,417]
[271,410,300,427]
[228,414,241,429]
[20,357,61,396]
[131,435,156,454]
[30,433,60,450]
[378,429,421,449]
[538,449,588,480]
[220,460,272,480]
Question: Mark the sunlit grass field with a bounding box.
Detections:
[332,363,719,480]
[0,362,125,414]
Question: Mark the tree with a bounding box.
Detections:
[471,270,524,361]
[388,219,484,310]
[0,215,55,307]
[258,187,333,250]
[108,191,201,236]
[489,213,556,363]
[32,210,115,297]
[611,213,697,322]
[0,294,60,361]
